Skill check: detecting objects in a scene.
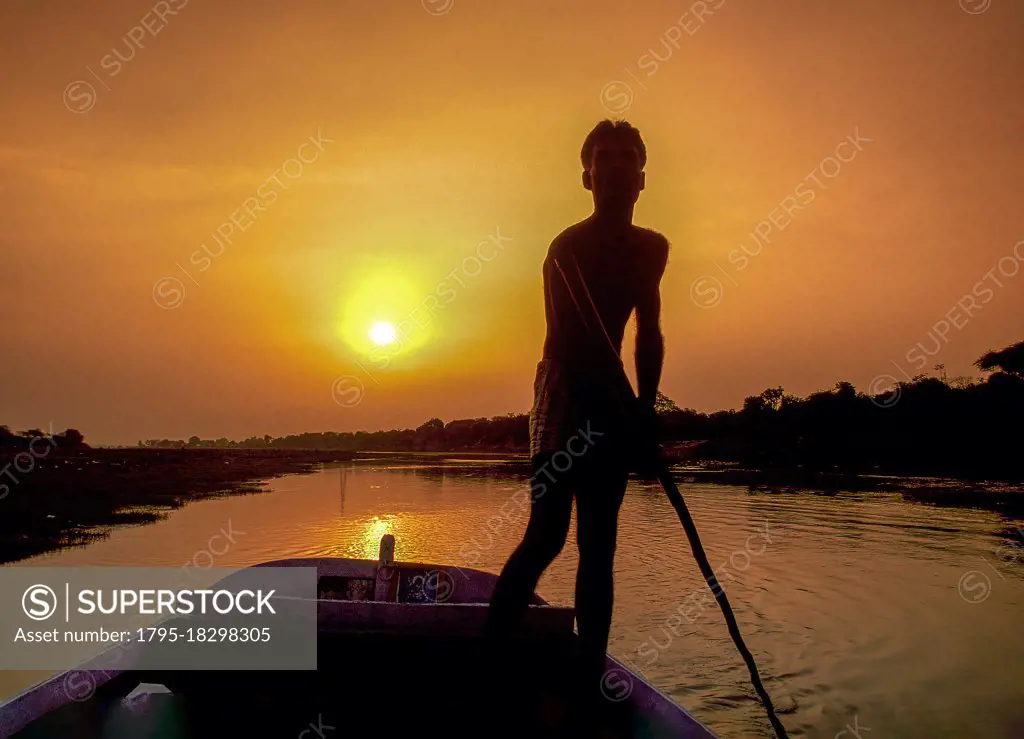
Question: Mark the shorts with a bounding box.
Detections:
[528,357,629,459]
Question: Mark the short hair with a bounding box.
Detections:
[580,119,647,171]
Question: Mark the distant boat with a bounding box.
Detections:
[0,536,716,738]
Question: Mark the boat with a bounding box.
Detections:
[0,536,717,738]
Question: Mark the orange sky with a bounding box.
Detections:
[1,0,1022,445]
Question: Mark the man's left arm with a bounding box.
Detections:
[634,234,669,410]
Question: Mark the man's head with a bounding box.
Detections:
[580,119,647,212]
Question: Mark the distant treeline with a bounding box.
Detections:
[133,415,529,453]
[0,427,86,451]
[7,342,1022,481]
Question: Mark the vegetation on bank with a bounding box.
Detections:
[118,341,1024,482]
[0,447,353,564]
[1,342,1020,564]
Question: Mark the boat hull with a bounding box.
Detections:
[0,557,716,738]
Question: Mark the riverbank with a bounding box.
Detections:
[0,448,354,564]
[3,447,1020,565]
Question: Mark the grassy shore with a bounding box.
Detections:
[0,448,353,564]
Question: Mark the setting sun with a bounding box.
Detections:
[369,321,397,346]
[336,267,435,361]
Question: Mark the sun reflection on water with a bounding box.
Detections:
[360,515,394,559]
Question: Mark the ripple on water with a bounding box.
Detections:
[16,464,1024,738]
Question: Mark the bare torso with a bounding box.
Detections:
[541,217,669,370]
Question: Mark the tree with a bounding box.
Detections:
[57,429,85,448]
[833,381,857,400]
[948,375,977,390]
[742,395,767,414]
[975,340,1024,377]
[760,386,786,411]
[654,392,681,414]
[416,418,445,434]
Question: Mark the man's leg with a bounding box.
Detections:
[486,453,573,638]
[573,459,629,696]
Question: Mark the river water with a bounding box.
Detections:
[5,461,1023,738]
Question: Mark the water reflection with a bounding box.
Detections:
[358,516,394,560]
[6,463,1023,738]
[338,464,347,516]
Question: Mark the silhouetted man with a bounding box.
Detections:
[486,119,668,702]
